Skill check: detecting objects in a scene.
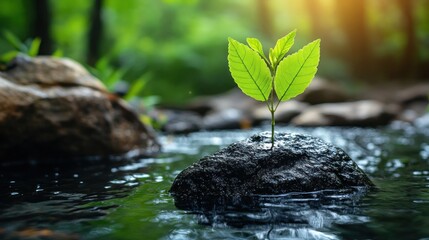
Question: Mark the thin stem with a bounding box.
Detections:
[270,75,275,149]
[274,98,281,112]
[270,108,275,149]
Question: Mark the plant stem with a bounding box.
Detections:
[270,75,275,149]
[270,109,275,149]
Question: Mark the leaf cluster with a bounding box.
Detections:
[228,30,320,108]
[227,30,320,146]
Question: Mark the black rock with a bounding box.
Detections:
[170,132,374,210]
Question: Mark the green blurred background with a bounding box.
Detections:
[1,0,428,104]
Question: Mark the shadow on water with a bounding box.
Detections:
[1,122,429,239]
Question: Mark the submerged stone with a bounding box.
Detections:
[170,132,374,210]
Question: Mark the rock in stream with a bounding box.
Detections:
[0,56,160,159]
[170,132,374,210]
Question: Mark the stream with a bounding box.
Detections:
[1,122,429,239]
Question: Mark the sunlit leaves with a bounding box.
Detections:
[227,38,272,101]
[228,31,320,103]
[227,30,320,146]
[271,29,296,67]
[275,39,321,102]
[246,38,267,62]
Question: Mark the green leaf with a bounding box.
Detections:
[124,73,151,101]
[272,29,296,66]
[246,38,264,57]
[269,48,275,68]
[52,48,64,57]
[125,79,146,100]
[228,37,272,101]
[28,38,41,56]
[274,39,320,102]
[0,51,19,62]
[3,30,23,50]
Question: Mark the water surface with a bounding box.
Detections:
[1,123,429,239]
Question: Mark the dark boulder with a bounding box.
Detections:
[170,132,374,210]
[0,56,160,159]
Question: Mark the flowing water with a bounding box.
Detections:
[1,122,429,239]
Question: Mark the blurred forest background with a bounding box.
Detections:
[1,0,428,104]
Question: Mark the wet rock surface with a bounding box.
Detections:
[170,132,374,210]
[0,56,160,159]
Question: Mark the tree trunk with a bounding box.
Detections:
[31,0,52,55]
[336,0,371,78]
[416,0,429,78]
[397,0,416,77]
[306,0,341,68]
[257,0,273,38]
[87,0,104,66]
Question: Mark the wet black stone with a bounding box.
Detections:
[170,132,374,210]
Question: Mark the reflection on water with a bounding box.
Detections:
[1,123,429,239]
[158,188,369,240]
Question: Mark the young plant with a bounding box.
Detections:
[227,30,320,147]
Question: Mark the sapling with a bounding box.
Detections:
[227,30,320,148]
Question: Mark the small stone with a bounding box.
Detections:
[296,77,350,104]
[187,88,257,115]
[203,108,252,130]
[170,132,373,210]
[396,83,429,104]
[252,100,308,124]
[161,110,203,134]
[291,100,397,126]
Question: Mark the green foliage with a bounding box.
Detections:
[227,38,272,101]
[228,30,320,147]
[88,57,129,91]
[88,57,154,101]
[124,75,149,101]
[2,0,429,103]
[275,39,321,102]
[270,30,296,68]
[0,30,41,62]
[47,0,258,104]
